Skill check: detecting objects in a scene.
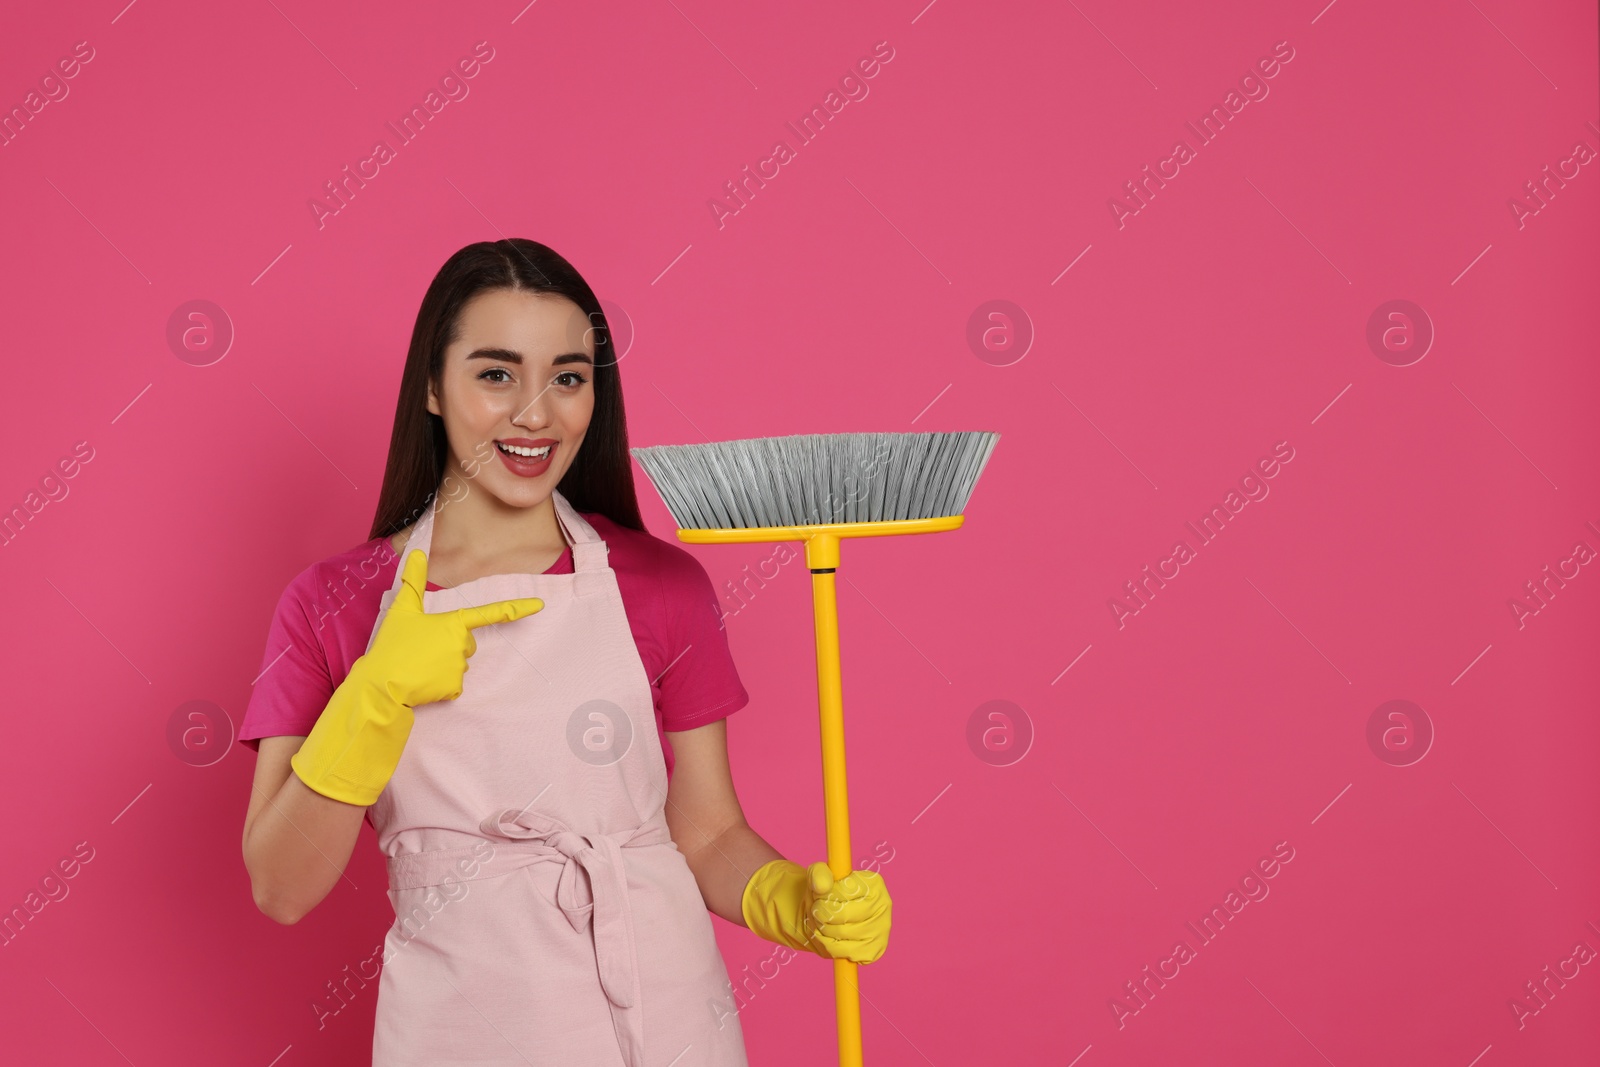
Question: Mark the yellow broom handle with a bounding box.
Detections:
[806,533,863,1067]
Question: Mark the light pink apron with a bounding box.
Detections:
[365,489,749,1066]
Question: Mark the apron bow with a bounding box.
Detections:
[476,806,675,1066]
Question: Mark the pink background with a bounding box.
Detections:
[2,1,1597,1064]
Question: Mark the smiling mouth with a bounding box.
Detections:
[496,442,552,459]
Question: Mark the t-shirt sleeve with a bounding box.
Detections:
[237,566,336,751]
[654,544,749,732]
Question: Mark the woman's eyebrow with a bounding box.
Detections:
[465,348,593,366]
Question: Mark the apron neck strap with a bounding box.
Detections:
[551,490,609,573]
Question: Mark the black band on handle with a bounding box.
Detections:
[810,567,837,574]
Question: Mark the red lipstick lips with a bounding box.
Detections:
[494,437,557,478]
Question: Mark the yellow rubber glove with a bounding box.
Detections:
[290,549,543,806]
[740,859,892,964]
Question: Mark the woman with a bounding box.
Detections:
[239,238,891,1065]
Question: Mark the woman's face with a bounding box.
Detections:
[427,288,597,511]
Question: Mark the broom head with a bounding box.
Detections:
[630,431,999,555]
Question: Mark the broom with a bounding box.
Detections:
[631,430,1000,1067]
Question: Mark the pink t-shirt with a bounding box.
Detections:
[238,510,748,781]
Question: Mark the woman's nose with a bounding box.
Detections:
[510,385,551,429]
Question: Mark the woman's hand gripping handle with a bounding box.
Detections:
[741,859,892,964]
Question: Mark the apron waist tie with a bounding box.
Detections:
[385,807,672,1067]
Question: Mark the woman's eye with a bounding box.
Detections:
[555,371,589,388]
[478,367,513,383]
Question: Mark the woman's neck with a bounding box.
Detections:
[405,487,568,587]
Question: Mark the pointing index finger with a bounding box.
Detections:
[457,597,545,630]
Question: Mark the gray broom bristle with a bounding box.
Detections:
[630,431,1000,530]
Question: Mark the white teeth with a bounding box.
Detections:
[498,442,551,459]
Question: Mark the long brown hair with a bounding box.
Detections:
[368,238,644,540]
